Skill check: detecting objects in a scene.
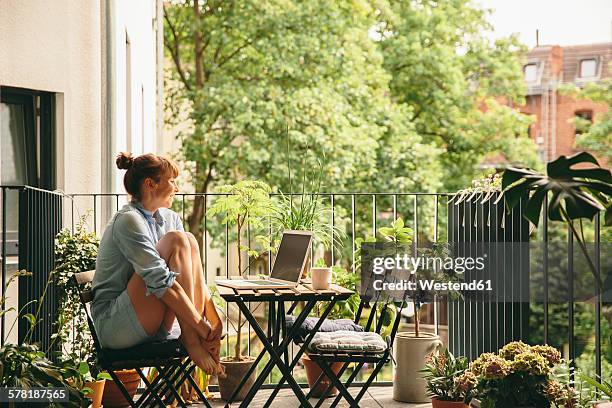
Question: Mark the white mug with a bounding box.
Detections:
[311,267,332,290]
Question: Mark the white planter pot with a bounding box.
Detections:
[392,332,443,403]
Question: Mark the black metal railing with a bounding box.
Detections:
[0,186,63,356]
[1,186,607,385]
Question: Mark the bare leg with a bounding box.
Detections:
[156,231,215,373]
[184,232,222,364]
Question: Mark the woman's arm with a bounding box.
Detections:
[161,281,213,340]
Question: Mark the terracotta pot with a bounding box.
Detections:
[595,402,612,408]
[393,332,443,403]
[84,379,106,408]
[218,357,257,401]
[432,396,469,408]
[102,369,140,408]
[302,353,343,398]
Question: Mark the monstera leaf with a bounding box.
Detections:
[502,152,611,227]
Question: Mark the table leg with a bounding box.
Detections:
[263,297,340,407]
[236,299,315,408]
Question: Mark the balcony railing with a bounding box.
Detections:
[0,185,608,386]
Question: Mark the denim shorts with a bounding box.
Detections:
[94,289,171,349]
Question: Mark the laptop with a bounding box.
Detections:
[215,230,313,289]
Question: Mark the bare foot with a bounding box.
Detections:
[180,333,217,374]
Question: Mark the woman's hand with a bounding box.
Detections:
[203,340,221,364]
[196,318,213,340]
[207,321,223,342]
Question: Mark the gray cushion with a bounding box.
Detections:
[308,330,387,353]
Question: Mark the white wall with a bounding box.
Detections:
[0,0,103,194]
[0,0,161,343]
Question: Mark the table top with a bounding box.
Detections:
[215,276,354,302]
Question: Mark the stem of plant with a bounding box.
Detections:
[235,218,242,361]
[560,206,602,291]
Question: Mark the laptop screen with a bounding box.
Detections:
[271,232,312,282]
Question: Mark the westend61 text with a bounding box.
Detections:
[372,279,493,291]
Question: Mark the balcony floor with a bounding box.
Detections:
[191,387,432,407]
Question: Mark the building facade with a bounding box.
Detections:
[521,43,611,164]
[0,0,164,343]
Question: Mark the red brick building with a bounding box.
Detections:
[521,43,611,165]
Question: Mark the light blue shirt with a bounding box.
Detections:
[91,201,184,320]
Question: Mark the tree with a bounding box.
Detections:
[164,0,539,245]
[163,0,441,241]
[376,0,540,191]
[561,77,612,164]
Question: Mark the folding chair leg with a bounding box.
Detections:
[328,362,366,408]
[182,363,212,408]
[157,364,188,408]
[353,358,388,404]
[134,367,166,408]
[312,362,353,408]
[138,362,184,407]
[316,360,358,408]
[108,369,138,408]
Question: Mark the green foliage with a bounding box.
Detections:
[470,342,572,408]
[52,215,100,377]
[580,372,612,399]
[502,152,611,227]
[378,216,413,243]
[207,180,277,360]
[502,152,611,288]
[379,0,540,191]
[0,343,85,407]
[420,348,473,402]
[560,77,612,163]
[311,265,361,321]
[0,271,86,406]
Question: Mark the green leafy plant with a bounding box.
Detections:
[580,372,612,399]
[0,271,85,406]
[0,343,84,407]
[51,214,101,378]
[469,341,573,408]
[501,152,611,288]
[207,180,278,361]
[420,348,474,403]
[271,129,346,251]
[310,265,360,321]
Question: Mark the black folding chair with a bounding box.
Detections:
[304,297,405,408]
[73,270,212,408]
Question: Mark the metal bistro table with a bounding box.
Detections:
[216,276,354,408]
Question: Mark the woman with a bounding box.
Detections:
[92,152,223,375]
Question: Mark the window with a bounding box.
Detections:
[524,63,538,83]
[574,110,593,135]
[579,59,597,78]
[1,86,56,255]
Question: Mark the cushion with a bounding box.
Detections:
[285,315,363,342]
[308,330,387,354]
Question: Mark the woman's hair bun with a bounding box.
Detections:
[116,152,134,170]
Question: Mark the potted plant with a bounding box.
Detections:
[207,180,277,401]
[51,215,113,407]
[0,270,85,407]
[468,341,574,408]
[420,348,474,408]
[360,217,444,402]
[270,134,346,276]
